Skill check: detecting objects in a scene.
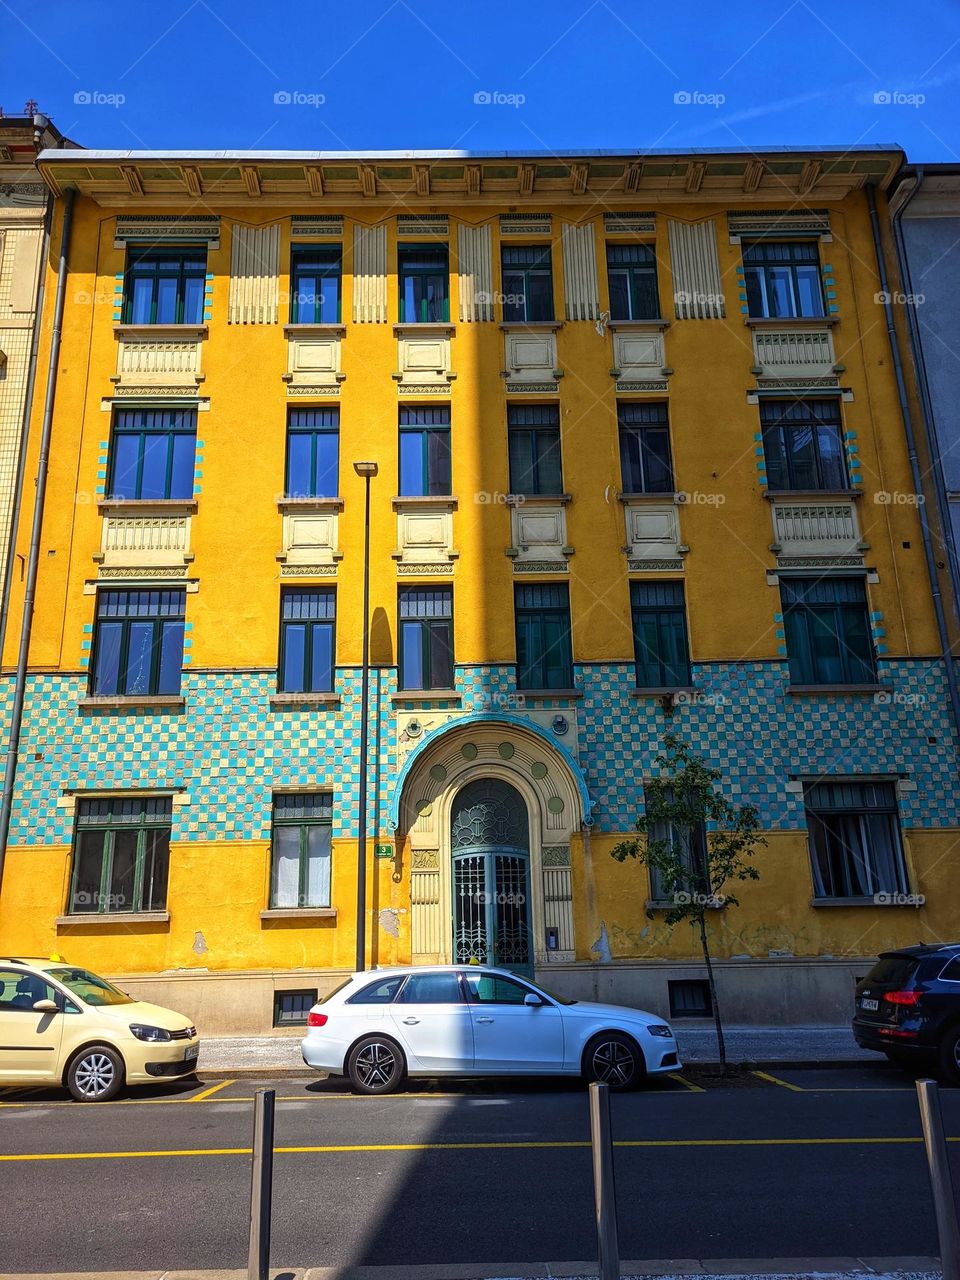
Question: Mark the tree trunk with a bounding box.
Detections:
[698,911,727,1072]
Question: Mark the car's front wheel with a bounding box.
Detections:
[938,1026,960,1086]
[584,1032,644,1091]
[347,1035,406,1095]
[66,1044,125,1102]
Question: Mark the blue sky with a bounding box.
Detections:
[3,0,959,159]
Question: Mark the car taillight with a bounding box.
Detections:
[883,989,923,1006]
[306,1011,328,1027]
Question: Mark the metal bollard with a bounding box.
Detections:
[916,1078,960,1280]
[248,1087,276,1280]
[589,1081,621,1280]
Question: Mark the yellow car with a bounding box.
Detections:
[0,956,200,1101]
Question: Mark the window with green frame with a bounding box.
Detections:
[501,244,554,321]
[69,796,172,915]
[91,589,185,698]
[123,246,207,325]
[781,576,875,686]
[515,583,573,690]
[108,408,197,501]
[508,403,562,494]
[606,242,660,320]
[631,580,690,688]
[399,406,451,496]
[398,243,449,322]
[290,245,341,323]
[279,588,335,693]
[285,407,339,498]
[742,240,824,319]
[398,587,453,690]
[270,793,333,909]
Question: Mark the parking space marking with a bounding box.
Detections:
[752,1070,805,1092]
[667,1073,705,1093]
[189,1079,235,1101]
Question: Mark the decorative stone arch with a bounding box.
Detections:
[389,713,591,967]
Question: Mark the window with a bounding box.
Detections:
[290,246,341,324]
[399,406,451,497]
[501,244,554,322]
[398,588,453,691]
[463,972,532,1004]
[108,408,197,501]
[279,589,335,694]
[508,404,562,495]
[743,240,824,319]
[270,793,332,909]
[647,804,707,903]
[760,399,847,491]
[0,969,58,1011]
[347,975,406,1004]
[123,246,206,325]
[668,979,712,1018]
[398,972,464,1003]
[618,402,673,493]
[515,583,573,690]
[781,577,874,686]
[91,590,185,698]
[286,407,339,499]
[631,581,690,688]
[273,989,318,1027]
[69,796,172,915]
[398,243,449,322]
[804,780,908,899]
[606,243,660,320]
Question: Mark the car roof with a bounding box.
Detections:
[0,957,63,969]
[350,965,528,980]
[877,944,960,959]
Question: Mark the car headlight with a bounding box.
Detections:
[647,1024,674,1038]
[129,1023,172,1043]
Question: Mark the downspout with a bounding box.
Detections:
[866,182,960,755]
[0,187,75,893]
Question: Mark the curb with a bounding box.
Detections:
[196,1057,880,1079]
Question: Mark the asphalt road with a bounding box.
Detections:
[0,1064,956,1274]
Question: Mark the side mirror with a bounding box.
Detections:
[33,999,59,1014]
[523,992,543,1007]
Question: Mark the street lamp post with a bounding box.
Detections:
[353,461,378,972]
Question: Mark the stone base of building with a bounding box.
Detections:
[110,956,871,1035]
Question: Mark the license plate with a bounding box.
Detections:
[861,998,879,1012]
[184,1043,199,1061]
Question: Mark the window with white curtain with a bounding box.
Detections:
[270,793,333,909]
[804,780,908,900]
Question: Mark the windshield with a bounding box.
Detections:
[47,967,133,1006]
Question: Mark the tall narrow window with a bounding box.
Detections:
[647,803,707,904]
[291,245,341,324]
[399,406,451,497]
[508,404,562,495]
[606,243,660,320]
[618,402,673,493]
[743,241,824,318]
[398,587,453,690]
[286,407,339,498]
[69,796,172,915]
[91,590,185,698]
[398,244,449,322]
[631,581,690,688]
[515,583,573,690]
[760,399,847,491]
[279,589,335,693]
[781,576,874,686]
[123,246,207,325]
[501,245,554,322]
[804,780,908,899]
[270,793,333,909]
[108,408,197,501]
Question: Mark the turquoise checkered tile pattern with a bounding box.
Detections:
[1,658,957,845]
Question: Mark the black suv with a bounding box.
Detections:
[854,944,960,1082]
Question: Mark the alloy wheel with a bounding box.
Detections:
[592,1039,636,1086]
[73,1052,116,1099]
[354,1041,398,1089]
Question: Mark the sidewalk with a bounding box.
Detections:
[197,1025,875,1075]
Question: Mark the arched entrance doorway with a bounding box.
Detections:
[451,778,532,975]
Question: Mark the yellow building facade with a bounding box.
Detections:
[0,145,957,1033]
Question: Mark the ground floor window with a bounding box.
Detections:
[270,793,333,909]
[69,796,172,915]
[804,780,908,899]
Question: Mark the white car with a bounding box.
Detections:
[301,965,680,1094]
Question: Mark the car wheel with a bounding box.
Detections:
[938,1027,960,1086]
[347,1036,406,1095]
[584,1032,643,1091]
[67,1044,124,1102]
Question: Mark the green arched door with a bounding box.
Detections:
[451,779,532,976]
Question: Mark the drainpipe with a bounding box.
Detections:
[0,187,75,893]
[866,182,960,754]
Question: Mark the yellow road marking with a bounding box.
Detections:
[667,1073,705,1093]
[2,1135,957,1162]
[189,1079,235,1102]
[752,1070,805,1092]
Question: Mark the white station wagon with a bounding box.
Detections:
[301,965,680,1094]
